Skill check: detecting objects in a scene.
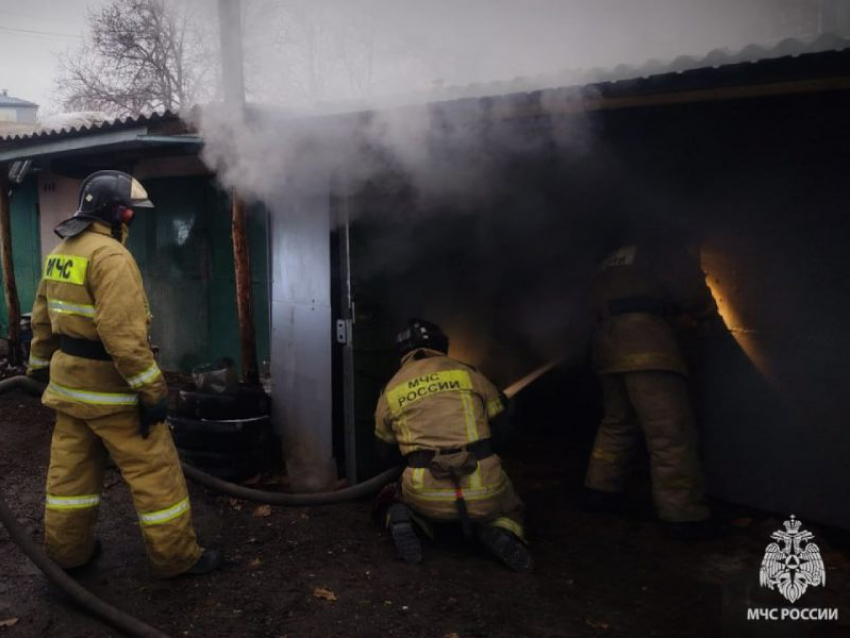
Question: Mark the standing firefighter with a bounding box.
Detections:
[375,319,532,571]
[584,227,720,539]
[26,170,219,577]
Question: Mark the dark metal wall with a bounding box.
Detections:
[587,88,850,528]
[344,87,850,528]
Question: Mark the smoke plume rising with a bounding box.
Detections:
[197,0,826,382]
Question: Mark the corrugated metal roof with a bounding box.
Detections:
[0,94,38,108]
[1,32,848,147]
[0,122,37,137]
[0,109,183,143]
[426,32,850,102]
[459,46,850,123]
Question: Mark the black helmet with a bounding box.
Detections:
[76,170,153,214]
[396,318,449,357]
[55,170,154,239]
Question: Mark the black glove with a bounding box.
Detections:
[139,397,169,439]
[490,392,515,452]
[27,368,50,384]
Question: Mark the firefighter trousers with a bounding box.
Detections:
[398,457,527,541]
[44,410,203,577]
[584,370,709,522]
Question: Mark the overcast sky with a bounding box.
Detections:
[0,0,817,115]
[0,0,104,110]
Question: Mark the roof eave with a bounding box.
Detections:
[0,128,203,163]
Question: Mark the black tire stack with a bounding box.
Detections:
[168,385,278,481]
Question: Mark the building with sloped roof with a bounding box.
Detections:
[0,110,271,378]
[0,91,38,125]
[1,34,850,527]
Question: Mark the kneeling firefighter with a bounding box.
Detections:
[26,170,219,577]
[374,319,532,571]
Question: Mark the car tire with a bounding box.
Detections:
[168,415,272,451]
[175,385,270,420]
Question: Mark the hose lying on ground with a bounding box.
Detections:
[1,358,558,634]
[0,374,47,397]
[0,374,398,637]
[0,494,170,638]
[1,376,401,505]
[182,464,401,505]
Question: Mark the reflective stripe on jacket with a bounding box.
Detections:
[374,348,505,456]
[29,222,166,418]
[375,348,516,521]
[592,242,716,376]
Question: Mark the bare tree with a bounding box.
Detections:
[243,0,443,109]
[55,0,216,117]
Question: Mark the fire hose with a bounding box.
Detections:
[0,374,45,397]
[182,464,400,505]
[0,375,399,638]
[0,359,558,636]
[0,375,401,504]
[0,496,169,638]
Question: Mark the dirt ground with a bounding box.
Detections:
[1,388,849,638]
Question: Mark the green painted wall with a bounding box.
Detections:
[0,176,40,335]
[1,173,269,374]
[205,191,271,375]
[127,176,270,373]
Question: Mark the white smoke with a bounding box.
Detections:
[198,0,814,206]
[195,0,822,379]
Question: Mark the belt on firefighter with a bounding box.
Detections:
[60,335,112,361]
[405,439,494,468]
[608,296,671,317]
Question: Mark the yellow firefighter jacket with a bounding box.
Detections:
[27,222,166,419]
[592,241,715,376]
[375,348,520,520]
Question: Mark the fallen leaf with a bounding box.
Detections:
[228,498,242,511]
[313,587,337,602]
[249,558,263,568]
[585,618,610,630]
[0,619,18,628]
[253,505,272,518]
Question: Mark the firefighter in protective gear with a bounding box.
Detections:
[584,228,717,536]
[26,170,219,577]
[375,319,532,571]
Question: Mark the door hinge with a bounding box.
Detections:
[336,319,351,344]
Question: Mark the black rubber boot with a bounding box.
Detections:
[64,538,103,576]
[186,549,222,575]
[477,526,533,573]
[387,503,422,564]
[665,519,728,541]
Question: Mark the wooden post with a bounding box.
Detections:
[231,189,259,385]
[218,1,256,385]
[0,170,22,366]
